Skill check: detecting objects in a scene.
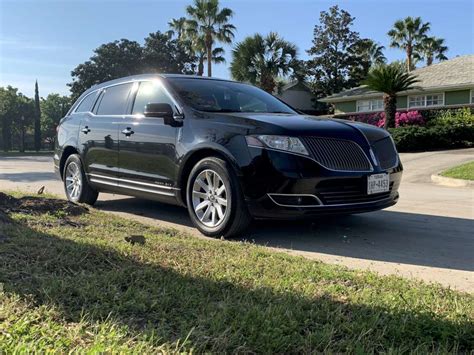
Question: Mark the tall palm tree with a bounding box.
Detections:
[354,39,386,65]
[168,17,187,40]
[230,32,297,93]
[417,36,448,66]
[388,16,431,71]
[363,63,419,129]
[185,0,235,77]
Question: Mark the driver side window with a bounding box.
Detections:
[132,81,175,115]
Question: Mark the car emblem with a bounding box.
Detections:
[369,148,378,166]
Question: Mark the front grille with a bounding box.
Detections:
[301,137,372,172]
[316,179,393,205]
[373,137,398,170]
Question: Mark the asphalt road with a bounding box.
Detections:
[1,149,473,292]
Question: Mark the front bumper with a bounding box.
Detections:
[240,147,402,219]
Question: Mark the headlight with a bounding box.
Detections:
[246,135,309,156]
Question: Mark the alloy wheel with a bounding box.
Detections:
[65,162,82,200]
[192,169,228,227]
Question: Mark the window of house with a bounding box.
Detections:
[95,83,133,115]
[356,99,383,112]
[470,89,474,104]
[408,93,444,108]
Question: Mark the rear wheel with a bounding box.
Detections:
[186,157,251,238]
[63,154,98,205]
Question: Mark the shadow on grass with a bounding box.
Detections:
[0,215,472,352]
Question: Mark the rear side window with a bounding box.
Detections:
[75,92,97,113]
[132,81,175,114]
[96,83,133,115]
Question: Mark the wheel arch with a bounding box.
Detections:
[177,145,242,207]
[59,146,80,180]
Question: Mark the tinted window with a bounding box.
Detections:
[132,81,175,115]
[75,92,97,113]
[167,78,295,114]
[96,83,133,115]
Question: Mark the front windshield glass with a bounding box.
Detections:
[167,78,296,114]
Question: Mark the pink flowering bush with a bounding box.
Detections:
[349,110,425,128]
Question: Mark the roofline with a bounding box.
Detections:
[320,83,474,103]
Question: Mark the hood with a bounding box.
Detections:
[208,112,390,145]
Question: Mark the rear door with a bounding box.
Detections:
[118,80,179,191]
[79,82,133,186]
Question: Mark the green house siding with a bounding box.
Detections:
[397,95,407,109]
[334,101,356,114]
[445,90,471,105]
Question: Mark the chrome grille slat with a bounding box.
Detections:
[301,137,372,172]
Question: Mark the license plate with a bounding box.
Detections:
[367,174,390,195]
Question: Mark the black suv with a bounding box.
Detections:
[55,74,402,237]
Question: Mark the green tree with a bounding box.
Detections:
[15,95,35,152]
[416,36,448,66]
[363,63,419,129]
[388,16,431,71]
[306,5,361,98]
[69,34,195,100]
[348,39,386,84]
[185,0,235,77]
[230,32,298,93]
[34,80,41,151]
[168,17,188,40]
[41,94,71,149]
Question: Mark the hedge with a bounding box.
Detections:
[388,124,474,152]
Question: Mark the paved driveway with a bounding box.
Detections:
[1,149,473,292]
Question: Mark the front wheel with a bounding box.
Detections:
[186,157,251,238]
[63,154,98,205]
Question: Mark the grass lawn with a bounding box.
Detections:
[441,161,474,181]
[0,192,473,353]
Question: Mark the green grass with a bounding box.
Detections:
[0,192,473,353]
[441,161,474,181]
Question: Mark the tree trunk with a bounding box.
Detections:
[406,43,412,72]
[383,94,397,129]
[260,73,275,94]
[197,56,204,76]
[206,32,212,77]
[427,55,433,66]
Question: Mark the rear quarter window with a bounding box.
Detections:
[74,92,97,113]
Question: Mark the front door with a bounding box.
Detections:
[119,80,179,191]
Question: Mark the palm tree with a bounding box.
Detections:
[388,16,431,71]
[354,39,386,65]
[363,63,419,129]
[417,36,448,66]
[230,32,297,93]
[168,17,187,40]
[185,0,235,77]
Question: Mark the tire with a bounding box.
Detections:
[63,154,98,205]
[186,156,251,238]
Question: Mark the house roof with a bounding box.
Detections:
[280,80,312,92]
[320,55,474,103]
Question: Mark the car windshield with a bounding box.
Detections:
[167,78,296,114]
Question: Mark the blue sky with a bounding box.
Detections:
[1,0,473,97]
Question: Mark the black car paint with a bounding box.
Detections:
[55,74,402,218]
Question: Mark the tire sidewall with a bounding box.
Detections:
[186,158,236,236]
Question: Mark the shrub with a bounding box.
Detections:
[349,110,425,128]
[389,124,474,152]
[429,108,474,127]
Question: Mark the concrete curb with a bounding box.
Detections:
[431,174,474,188]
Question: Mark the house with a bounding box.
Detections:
[320,55,474,116]
[276,81,321,115]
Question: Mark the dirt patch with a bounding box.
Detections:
[0,192,88,217]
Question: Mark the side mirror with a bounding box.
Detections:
[144,103,183,127]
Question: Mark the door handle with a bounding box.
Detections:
[81,126,91,134]
[121,127,135,137]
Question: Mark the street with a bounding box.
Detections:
[1,149,473,292]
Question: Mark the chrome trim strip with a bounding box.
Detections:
[90,178,175,197]
[268,193,323,208]
[267,193,393,208]
[88,173,179,190]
